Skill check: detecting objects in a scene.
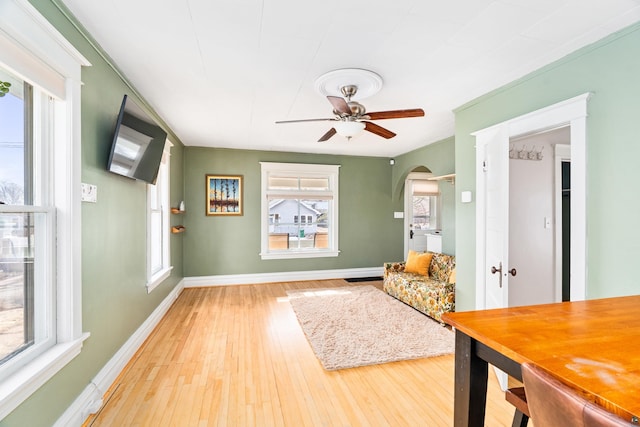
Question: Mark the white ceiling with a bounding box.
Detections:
[61,0,640,158]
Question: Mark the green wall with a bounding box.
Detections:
[454,22,640,311]
[12,0,640,424]
[182,148,402,276]
[394,137,456,254]
[2,1,456,425]
[2,2,457,424]
[181,140,456,277]
[1,2,185,426]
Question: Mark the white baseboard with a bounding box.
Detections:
[183,266,384,287]
[56,267,383,426]
[55,279,185,427]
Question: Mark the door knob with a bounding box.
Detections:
[508,268,517,277]
[410,230,414,239]
[490,262,502,288]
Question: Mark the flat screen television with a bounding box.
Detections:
[107,94,167,185]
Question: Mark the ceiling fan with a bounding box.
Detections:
[276,84,425,142]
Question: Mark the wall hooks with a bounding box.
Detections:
[510,144,543,161]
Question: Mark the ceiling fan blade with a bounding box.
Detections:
[327,96,351,115]
[318,128,337,142]
[366,108,425,120]
[275,118,335,124]
[364,121,396,139]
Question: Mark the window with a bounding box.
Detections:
[0,0,89,419]
[0,71,46,370]
[147,143,172,292]
[411,179,440,230]
[261,162,339,259]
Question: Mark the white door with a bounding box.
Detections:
[408,192,429,253]
[475,94,590,311]
[476,125,511,391]
[477,126,510,311]
[475,94,591,392]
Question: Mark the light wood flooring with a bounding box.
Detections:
[85,280,518,426]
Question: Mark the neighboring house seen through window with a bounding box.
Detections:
[260,162,339,259]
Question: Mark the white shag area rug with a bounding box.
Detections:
[287,285,455,370]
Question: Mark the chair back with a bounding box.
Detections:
[521,362,633,427]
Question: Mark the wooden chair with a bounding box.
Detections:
[521,362,633,427]
[505,386,529,427]
[313,232,328,248]
[268,233,289,250]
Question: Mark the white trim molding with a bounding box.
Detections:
[473,92,590,309]
[54,280,185,427]
[183,267,384,288]
[0,0,90,419]
[260,162,340,260]
[0,334,89,422]
[57,267,383,425]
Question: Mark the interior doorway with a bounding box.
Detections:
[474,93,590,391]
[404,171,441,257]
[474,93,589,312]
[508,128,570,307]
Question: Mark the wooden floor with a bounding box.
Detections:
[85,280,518,426]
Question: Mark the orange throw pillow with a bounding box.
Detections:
[404,250,433,276]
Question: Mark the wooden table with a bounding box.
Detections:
[441,296,640,426]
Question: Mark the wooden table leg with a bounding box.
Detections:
[453,330,488,427]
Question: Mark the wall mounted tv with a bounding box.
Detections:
[107,94,167,185]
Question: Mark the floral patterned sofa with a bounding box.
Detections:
[383,251,456,323]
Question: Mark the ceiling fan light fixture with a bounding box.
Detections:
[334,120,365,138]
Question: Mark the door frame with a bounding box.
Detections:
[403,172,434,257]
[473,93,590,310]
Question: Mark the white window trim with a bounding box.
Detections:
[260,162,340,260]
[146,142,173,293]
[0,0,90,420]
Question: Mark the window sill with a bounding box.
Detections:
[260,250,340,260]
[147,266,173,293]
[0,333,90,420]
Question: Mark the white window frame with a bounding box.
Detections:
[260,162,340,260]
[146,142,172,292]
[0,0,90,420]
[407,173,442,231]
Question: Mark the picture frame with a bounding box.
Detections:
[206,174,243,216]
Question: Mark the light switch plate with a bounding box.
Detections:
[81,183,97,203]
[394,211,404,219]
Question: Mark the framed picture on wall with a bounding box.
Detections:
[206,174,243,216]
